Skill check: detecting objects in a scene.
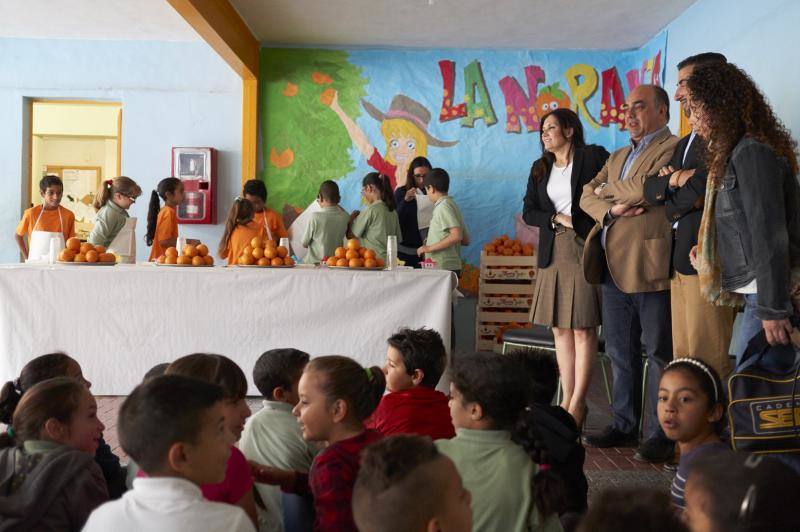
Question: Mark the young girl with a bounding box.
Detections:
[164,353,257,527]
[657,357,730,512]
[145,177,199,261]
[0,377,108,530]
[0,352,126,499]
[218,197,265,265]
[436,352,564,532]
[348,173,402,260]
[302,180,350,264]
[88,176,142,262]
[252,355,385,532]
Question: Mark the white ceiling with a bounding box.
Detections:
[0,0,695,50]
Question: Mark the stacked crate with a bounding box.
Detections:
[475,252,537,352]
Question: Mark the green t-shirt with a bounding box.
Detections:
[88,201,129,248]
[350,200,401,260]
[426,196,468,271]
[302,206,350,264]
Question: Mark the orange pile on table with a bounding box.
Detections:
[238,237,294,267]
[156,244,214,266]
[59,238,116,263]
[325,239,384,269]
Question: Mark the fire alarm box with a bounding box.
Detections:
[172,147,217,224]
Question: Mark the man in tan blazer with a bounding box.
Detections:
[580,84,678,463]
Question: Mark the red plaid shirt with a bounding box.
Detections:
[287,430,383,532]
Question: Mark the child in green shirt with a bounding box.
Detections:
[348,173,401,260]
[416,168,469,272]
[302,180,350,264]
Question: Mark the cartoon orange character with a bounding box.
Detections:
[535,82,572,121]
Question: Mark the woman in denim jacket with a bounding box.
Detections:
[685,62,800,366]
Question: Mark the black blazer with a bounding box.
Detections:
[643,134,707,275]
[523,144,610,268]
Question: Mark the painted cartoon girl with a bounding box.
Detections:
[325,90,457,190]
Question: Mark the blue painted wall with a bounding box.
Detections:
[0,38,242,262]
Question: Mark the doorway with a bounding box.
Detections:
[28,100,122,239]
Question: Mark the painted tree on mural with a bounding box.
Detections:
[260,48,368,219]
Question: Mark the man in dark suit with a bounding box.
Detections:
[644,53,736,391]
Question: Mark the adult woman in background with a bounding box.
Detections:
[394,157,434,268]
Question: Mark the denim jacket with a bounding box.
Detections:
[715,137,800,320]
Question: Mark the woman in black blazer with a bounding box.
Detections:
[522,108,609,427]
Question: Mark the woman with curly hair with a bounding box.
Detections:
[685,61,800,365]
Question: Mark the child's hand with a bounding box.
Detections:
[349,210,360,220]
[249,461,295,490]
[417,245,429,257]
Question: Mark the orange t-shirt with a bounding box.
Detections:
[253,209,288,241]
[16,205,76,241]
[149,206,179,261]
[222,221,265,265]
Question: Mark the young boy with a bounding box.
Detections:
[15,175,76,260]
[239,349,317,532]
[83,375,255,532]
[243,179,288,241]
[302,180,350,264]
[416,168,469,273]
[353,435,472,532]
[366,328,455,440]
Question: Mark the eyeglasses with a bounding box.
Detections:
[413,173,427,179]
[125,195,137,204]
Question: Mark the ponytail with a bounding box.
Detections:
[218,198,255,257]
[0,380,23,426]
[361,172,396,212]
[306,356,386,422]
[145,177,182,246]
[93,176,142,211]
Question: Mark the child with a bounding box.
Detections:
[83,375,255,532]
[218,197,266,265]
[302,180,350,264]
[0,352,126,499]
[575,488,687,532]
[348,172,402,260]
[145,177,198,261]
[436,352,564,532]
[251,355,385,532]
[240,348,318,532]
[88,176,142,262]
[352,434,473,532]
[243,179,288,242]
[165,353,257,526]
[416,168,469,273]
[657,357,730,512]
[0,377,108,530]
[366,327,455,440]
[15,174,76,260]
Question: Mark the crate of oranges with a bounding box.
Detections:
[324,239,385,269]
[58,238,117,265]
[156,243,214,267]
[236,237,295,267]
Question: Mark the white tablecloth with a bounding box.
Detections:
[0,264,454,395]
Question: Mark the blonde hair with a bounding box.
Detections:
[380,119,427,165]
[93,176,142,211]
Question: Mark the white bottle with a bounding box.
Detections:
[386,235,398,270]
[176,236,187,254]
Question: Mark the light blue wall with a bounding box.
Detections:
[664,0,799,140]
[0,38,242,262]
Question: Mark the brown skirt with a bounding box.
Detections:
[530,227,602,329]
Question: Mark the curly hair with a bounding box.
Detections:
[686,62,798,183]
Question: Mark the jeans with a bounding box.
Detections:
[602,274,672,438]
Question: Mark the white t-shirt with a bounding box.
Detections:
[546,162,573,215]
[83,477,255,532]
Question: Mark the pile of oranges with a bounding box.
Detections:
[238,237,295,267]
[156,243,214,266]
[58,238,116,263]
[325,239,384,269]
[483,235,534,257]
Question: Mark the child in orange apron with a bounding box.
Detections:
[218,197,266,265]
[145,177,199,261]
[243,179,288,242]
[15,175,76,262]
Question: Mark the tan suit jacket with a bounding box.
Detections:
[579,127,679,293]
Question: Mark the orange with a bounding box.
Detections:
[483,243,495,253]
[184,245,198,258]
[58,249,75,262]
[66,237,81,252]
[74,253,87,263]
[276,246,288,258]
[100,253,116,263]
[203,255,214,266]
[156,255,166,264]
[265,239,277,248]
[242,245,253,257]
[336,258,348,267]
[177,256,192,265]
[271,257,283,266]
[250,237,263,249]
[192,256,205,266]
[257,257,271,266]
[79,243,94,255]
[522,244,534,256]
[365,258,377,268]
[85,250,99,263]
[94,245,106,254]
[345,249,359,260]
[196,244,209,257]
[252,247,265,259]
[283,256,295,266]
[165,255,177,265]
[239,254,256,266]
[264,247,277,259]
[358,247,367,258]
[376,258,385,268]
[363,249,376,260]
[165,247,179,258]
[347,238,360,250]
[502,247,513,256]
[334,247,346,259]
[350,258,364,268]
[326,256,338,267]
